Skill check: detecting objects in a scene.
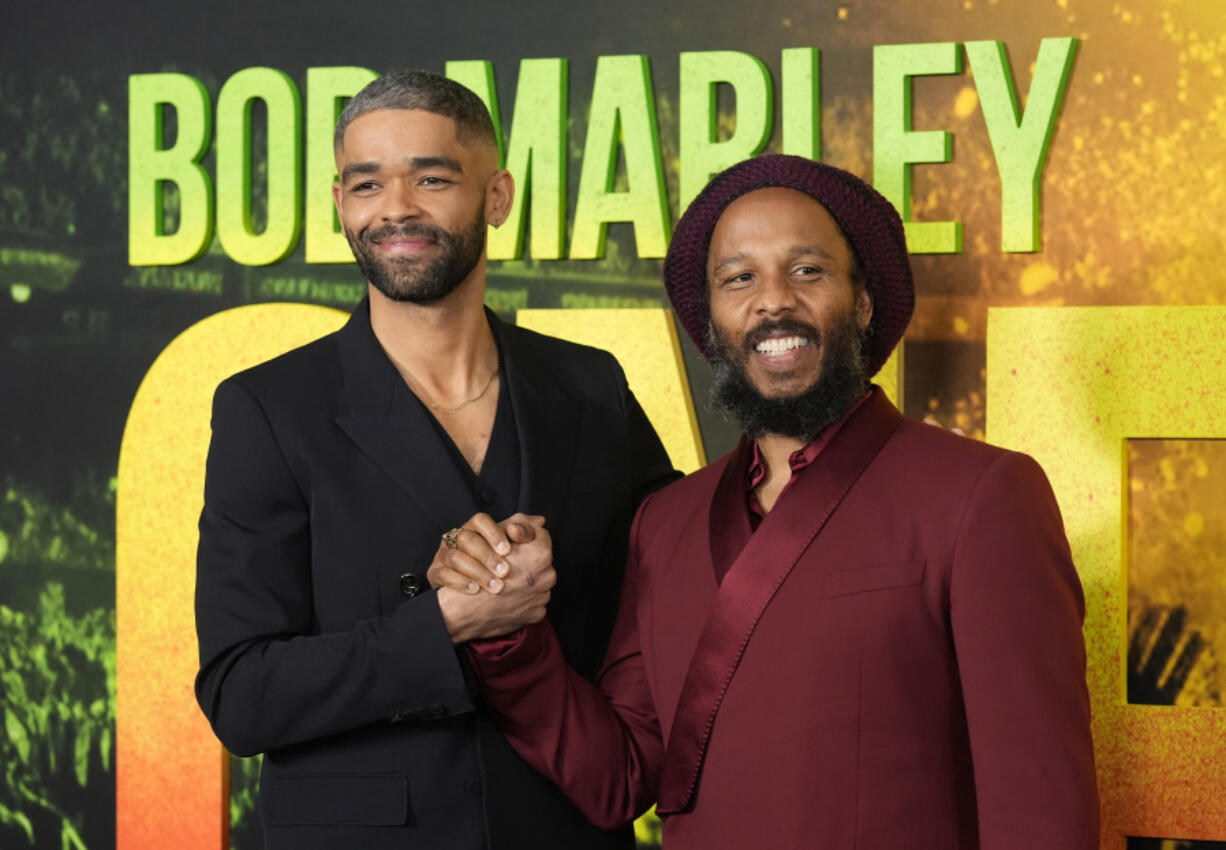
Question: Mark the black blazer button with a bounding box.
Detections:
[399,573,428,598]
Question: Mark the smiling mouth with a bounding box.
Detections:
[754,335,811,355]
[375,237,437,255]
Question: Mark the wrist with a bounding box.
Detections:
[437,587,477,645]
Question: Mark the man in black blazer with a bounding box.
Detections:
[194,69,677,850]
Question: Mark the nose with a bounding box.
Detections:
[753,271,798,316]
[380,180,424,223]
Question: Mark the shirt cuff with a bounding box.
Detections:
[467,629,529,660]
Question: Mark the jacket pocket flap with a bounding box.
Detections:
[263,773,408,826]
[822,559,926,598]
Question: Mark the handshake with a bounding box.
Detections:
[429,513,558,644]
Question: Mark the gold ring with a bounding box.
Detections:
[442,528,463,549]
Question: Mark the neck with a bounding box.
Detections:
[755,432,808,486]
[367,269,498,401]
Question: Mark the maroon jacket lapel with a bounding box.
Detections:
[656,389,904,816]
[707,437,754,583]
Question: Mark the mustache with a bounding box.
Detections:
[742,318,819,352]
[362,222,450,243]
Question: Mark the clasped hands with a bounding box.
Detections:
[430,512,557,644]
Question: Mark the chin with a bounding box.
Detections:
[754,371,820,398]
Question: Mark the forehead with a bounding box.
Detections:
[335,108,467,164]
[708,186,850,262]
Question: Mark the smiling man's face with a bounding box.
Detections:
[705,186,874,438]
[332,108,496,304]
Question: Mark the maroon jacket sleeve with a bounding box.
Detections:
[950,451,1100,849]
[467,500,663,830]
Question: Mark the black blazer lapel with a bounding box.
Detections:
[491,312,580,530]
[333,299,479,531]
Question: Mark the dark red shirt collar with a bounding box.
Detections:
[745,390,874,523]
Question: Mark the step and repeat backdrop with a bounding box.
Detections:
[1,0,1224,848]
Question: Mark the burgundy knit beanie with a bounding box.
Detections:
[663,154,914,376]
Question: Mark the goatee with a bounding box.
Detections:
[708,313,870,440]
[345,213,486,305]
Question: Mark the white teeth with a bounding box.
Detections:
[755,336,810,355]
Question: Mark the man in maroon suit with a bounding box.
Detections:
[432,155,1100,848]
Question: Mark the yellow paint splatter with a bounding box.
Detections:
[1183,511,1205,537]
[953,316,970,335]
[837,6,848,20]
[954,86,980,118]
[1019,262,1059,296]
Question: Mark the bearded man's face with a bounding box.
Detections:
[704,187,874,439]
[332,108,494,304]
[344,213,486,305]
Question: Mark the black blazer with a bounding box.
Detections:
[194,299,678,850]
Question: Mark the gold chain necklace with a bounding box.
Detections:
[424,367,500,414]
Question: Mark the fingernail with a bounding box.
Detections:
[489,578,503,592]
[495,562,509,577]
[496,541,510,555]
[466,582,479,594]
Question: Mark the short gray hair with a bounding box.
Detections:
[334,68,498,151]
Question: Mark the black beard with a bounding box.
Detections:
[708,314,870,440]
[345,212,486,305]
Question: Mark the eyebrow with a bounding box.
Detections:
[786,244,837,261]
[341,161,380,181]
[409,155,464,173]
[710,245,837,278]
[341,155,465,182]
[711,251,747,279]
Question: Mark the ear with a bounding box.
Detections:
[855,286,873,331]
[332,180,343,219]
[485,168,515,228]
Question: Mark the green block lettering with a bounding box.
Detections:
[678,51,773,209]
[444,60,505,158]
[305,66,376,263]
[872,42,963,254]
[570,55,670,260]
[492,59,568,260]
[781,47,821,161]
[127,73,213,266]
[967,38,1078,252]
[215,67,303,266]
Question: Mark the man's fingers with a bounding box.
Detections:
[453,514,511,578]
[466,512,512,558]
[504,521,536,543]
[441,549,506,593]
[430,565,483,595]
[537,566,558,591]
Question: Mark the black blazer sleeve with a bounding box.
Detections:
[193,377,474,757]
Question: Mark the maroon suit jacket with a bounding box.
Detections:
[470,389,1099,849]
